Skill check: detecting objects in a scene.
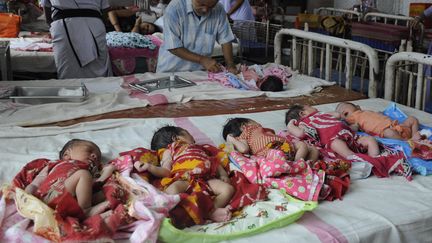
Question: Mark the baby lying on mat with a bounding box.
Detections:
[336,102,421,140]
[285,104,380,159]
[223,117,319,161]
[12,139,130,242]
[137,125,235,222]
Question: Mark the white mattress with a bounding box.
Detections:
[0,98,431,242]
[0,38,56,73]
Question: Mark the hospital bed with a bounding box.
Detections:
[1,29,432,242]
[314,7,362,22]
[0,99,431,243]
[385,51,432,112]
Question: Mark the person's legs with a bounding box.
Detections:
[306,145,320,161]
[382,128,403,139]
[357,136,380,156]
[293,141,308,161]
[207,179,235,222]
[401,116,421,139]
[64,169,93,213]
[165,180,189,195]
[330,139,355,159]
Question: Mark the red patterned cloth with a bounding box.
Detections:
[237,124,294,157]
[12,158,130,242]
[410,139,432,160]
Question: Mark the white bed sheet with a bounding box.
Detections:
[0,98,431,242]
[0,37,56,73]
[0,71,333,126]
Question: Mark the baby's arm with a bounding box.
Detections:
[217,165,230,183]
[96,164,116,182]
[327,111,341,119]
[226,134,250,154]
[135,149,171,178]
[287,119,305,138]
[25,165,49,194]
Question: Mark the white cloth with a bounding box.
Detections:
[219,0,255,21]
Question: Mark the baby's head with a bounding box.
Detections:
[59,139,101,166]
[336,102,360,119]
[285,104,318,125]
[151,125,195,151]
[222,118,258,140]
[258,75,283,92]
[139,22,158,35]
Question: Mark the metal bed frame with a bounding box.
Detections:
[315,7,362,22]
[274,28,379,98]
[385,52,432,111]
[230,20,283,60]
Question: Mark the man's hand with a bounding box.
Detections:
[227,65,238,74]
[200,56,222,72]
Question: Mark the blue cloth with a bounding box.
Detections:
[106,32,157,49]
[376,103,432,175]
[156,0,235,73]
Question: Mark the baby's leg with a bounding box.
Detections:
[64,169,93,212]
[306,145,319,161]
[207,179,235,222]
[165,180,189,195]
[402,116,421,139]
[330,139,355,159]
[293,141,308,160]
[357,136,380,157]
[382,128,403,139]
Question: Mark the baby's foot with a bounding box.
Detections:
[86,201,111,217]
[412,131,422,141]
[210,207,232,222]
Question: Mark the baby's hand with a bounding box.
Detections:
[220,175,230,183]
[288,119,298,127]
[134,161,150,172]
[226,134,235,143]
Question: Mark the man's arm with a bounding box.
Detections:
[169,47,221,72]
[227,0,244,16]
[221,42,238,74]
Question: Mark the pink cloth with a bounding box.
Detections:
[110,155,181,243]
[109,35,162,76]
[231,150,325,201]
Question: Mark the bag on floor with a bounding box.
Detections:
[0,13,21,37]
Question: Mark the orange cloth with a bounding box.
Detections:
[237,124,287,156]
[346,110,411,139]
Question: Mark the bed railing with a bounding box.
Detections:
[315,7,362,21]
[364,12,414,27]
[385,52,432,110]
[274,28,379,98]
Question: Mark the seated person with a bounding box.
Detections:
[222,117,319,161]
[107,6,159,34]
[143,125,235,222]
[285,104,380,159]
[336,102,421,140]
